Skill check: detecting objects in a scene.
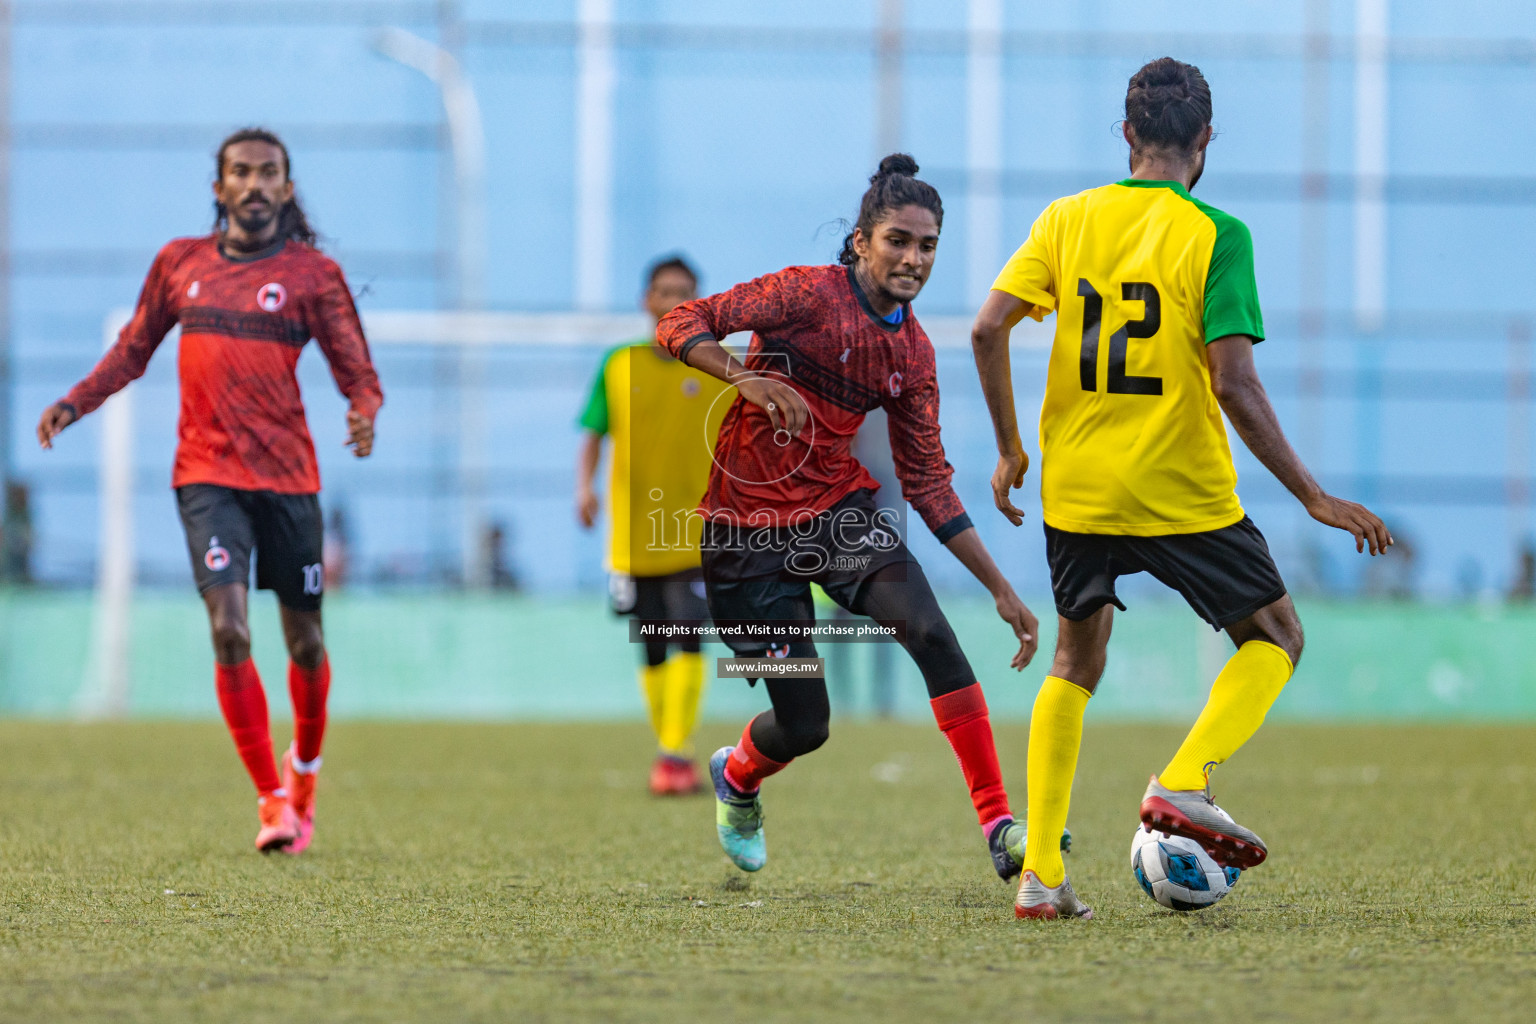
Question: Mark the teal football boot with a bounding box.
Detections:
[709,747,766,872]
[987,815,1073,881]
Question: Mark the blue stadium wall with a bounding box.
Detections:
[5,0,1535,602]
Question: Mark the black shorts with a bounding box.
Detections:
[176,484,325,611]
[609,567,709,622]
[1045,516,1287,630]
[700,488,914,657]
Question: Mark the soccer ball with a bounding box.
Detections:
[1130,825,1242,912]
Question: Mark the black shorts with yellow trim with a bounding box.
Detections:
[1044,516,1287,630]
[608,567,709,622]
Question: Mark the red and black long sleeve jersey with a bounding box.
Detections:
[62,235,383,495]
[657,263,971,542]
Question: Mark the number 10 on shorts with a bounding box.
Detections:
[302,563,324,596]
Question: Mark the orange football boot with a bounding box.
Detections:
[255,792,299,853]
[670,758,703,795]
[648,756,670,795]
[280,745,318,855]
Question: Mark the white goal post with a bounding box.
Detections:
[82,308,1052,716]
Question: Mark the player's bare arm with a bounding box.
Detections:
[1207,334,1392,555]
[942,525,1039,670]
[36,402,79,449]
[574,432,603,528]
[346,409,375,458]
[676,336,809,437]
[971,289,1037,526]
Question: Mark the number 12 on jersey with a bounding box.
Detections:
[1076,279,1164,396]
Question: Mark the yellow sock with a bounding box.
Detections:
[1024,675,1091,889]
[1159,640,1294,791]
[656,651,706,756]
[638,662,668,748]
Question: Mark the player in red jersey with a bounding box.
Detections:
[37,128,383,854]
[658,155,1062,900]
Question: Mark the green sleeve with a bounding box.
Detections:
[577,353,610,434]
[1202,209,1265,344]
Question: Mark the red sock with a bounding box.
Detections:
[930,683,1010,826]
[215,659,280,796]
[288,655,331,764]
[724,716,788,793]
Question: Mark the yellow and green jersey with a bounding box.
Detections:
[992,178,1265,536]
[578,339,733,576]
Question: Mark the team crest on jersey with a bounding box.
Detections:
[257,282,287,312]
[204,536,231,572]
[681,378,701,398]
[887,371,903,397]
[186,281,200,299]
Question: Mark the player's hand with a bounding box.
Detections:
[36,403,78,450]
[993,586,1039,670]
[346,410,375,458]
[990,448,1030,526]
[576,487,600,529]
[1306,493,1392,555]
[736,376,810,438]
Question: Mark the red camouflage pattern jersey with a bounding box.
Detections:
[62,235,384,494]
[657,263,972,542]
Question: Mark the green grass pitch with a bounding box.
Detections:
[1,719,1533,1022]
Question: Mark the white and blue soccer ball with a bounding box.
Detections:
[1130,824,1241,912]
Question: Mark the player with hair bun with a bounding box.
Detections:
[973,58,1390,919]
[37,128,382,855]
[658,154,1065,899]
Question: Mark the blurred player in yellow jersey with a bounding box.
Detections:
[576,256,732,794]
[971,58,1392,919]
